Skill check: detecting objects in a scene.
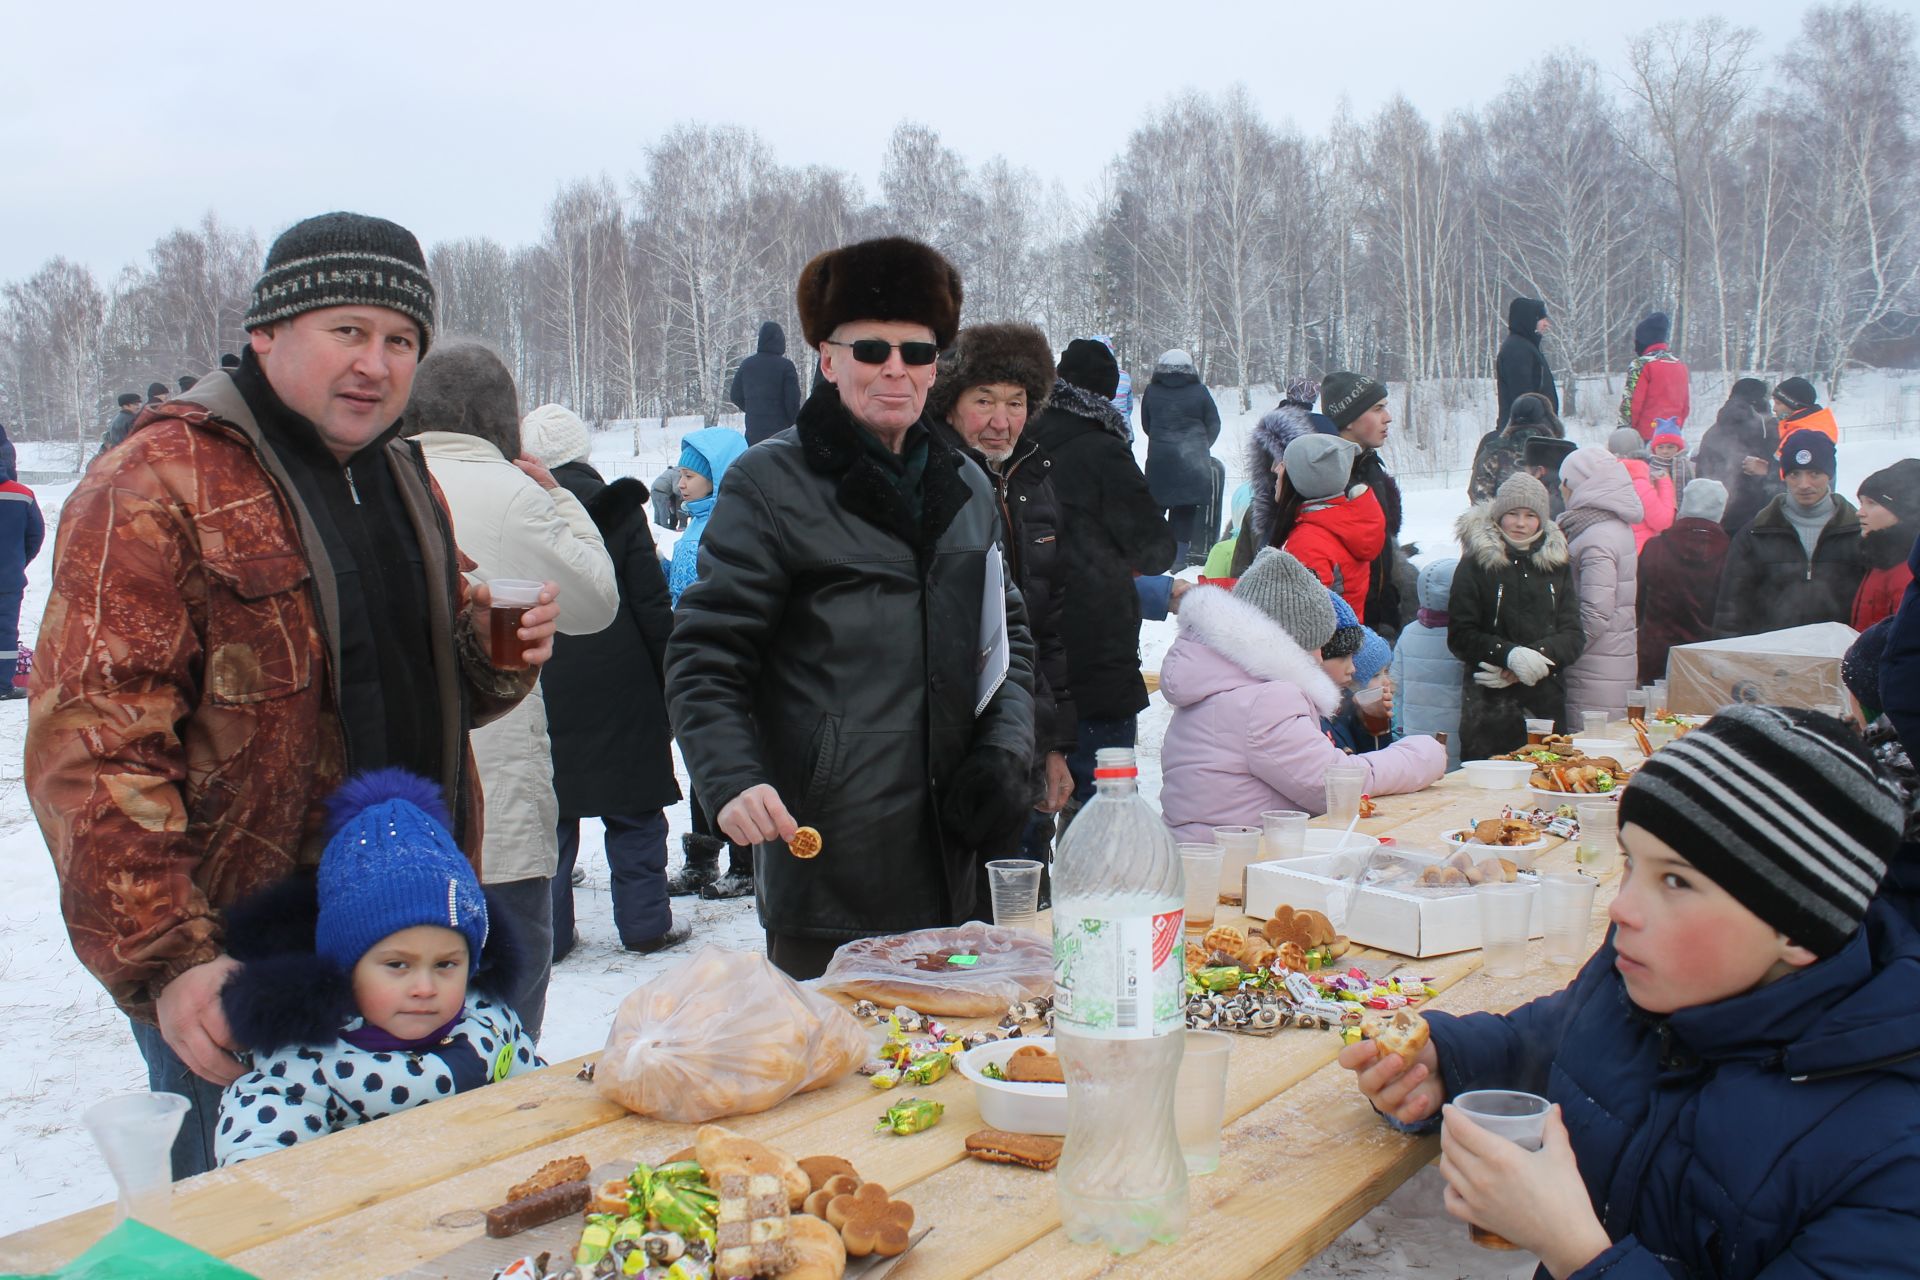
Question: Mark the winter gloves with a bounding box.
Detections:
[942,745,1035,851]
[1505,647,1554,686]
[1474,662,1519,690]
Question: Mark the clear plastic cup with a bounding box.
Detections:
[1581,711,1609,736]
[986,859,1043,933]
[1538,872,1599,967]
[1524,717,1555,744]
[486,578,545,669]
[1174,1030,1233,1175]
[1652,680,1669,714]
[1211,825,1262,906]
[1259,810,1309,862]
[1323,763,1367,825]
[1179,843,1225,935]
[84,1092,189,1226]
[1450,1090,1550,1248]
[1475,882,1536,977]
[1576,801,1619,869]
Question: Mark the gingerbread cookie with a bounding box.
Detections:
[826,1181,915,1258]
[803,1173,861,1220]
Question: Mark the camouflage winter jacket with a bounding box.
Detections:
[26,372,534,1021]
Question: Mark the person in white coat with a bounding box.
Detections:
[1557,447,1644,725]
[402,343,618,1041]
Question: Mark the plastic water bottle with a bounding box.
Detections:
[1052,746,1188,1253]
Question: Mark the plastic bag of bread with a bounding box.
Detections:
[813,921,1054,1017]
[595,947,867,1123]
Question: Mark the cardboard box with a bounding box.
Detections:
[1665,622,1858,716]
[1245,854,1541,959]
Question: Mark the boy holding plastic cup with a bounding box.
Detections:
[1337,706,1920,1277]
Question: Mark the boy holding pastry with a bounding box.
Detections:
[1342,705,1920,1278]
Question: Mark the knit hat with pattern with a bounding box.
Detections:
[1489,471,1552,527]
[1320,372,1387,430]
[315,769,488,972]
[1353,626,1393,687]
[1233,548,1338,652]
[244,212,436,352]
[1321,589,1364,660]
[1617,705,1902,957]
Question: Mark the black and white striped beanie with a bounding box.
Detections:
[1618,705,1902,956]
[244,212,436,352]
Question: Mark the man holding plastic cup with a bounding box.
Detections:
[1335,706,1920,1276]
[27,213,560,1178]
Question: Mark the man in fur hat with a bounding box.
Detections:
[665,237,1036,979]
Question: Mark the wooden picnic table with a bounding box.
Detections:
[0,763,1631,1279]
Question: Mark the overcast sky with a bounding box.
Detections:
[7,0,1812,285]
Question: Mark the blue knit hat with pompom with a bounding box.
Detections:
[314,769,488,971]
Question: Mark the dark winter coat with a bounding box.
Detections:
[1635,516,1730,686]
[542,476,681,818]
[1854,525,1916,633]
[665,383,1036,939]
[1028,380,1176,721]
[1495,298,1558,427]
[0,470,45,592]
[1352,449,1406,639]
[1695,396,1782,535]
[1138,363,1221,508]
[1422,904,1920,1280]
[101,407,139,454]
[1713,494,1865,639]
[1467,397,1563,506]
[728,321,803,445]
[934,426,1076,758]
[1880,534,1920,758]
[1448,506,1583,761]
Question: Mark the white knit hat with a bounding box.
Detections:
[521,403,591,469]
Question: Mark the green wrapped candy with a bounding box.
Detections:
[904,1051,951,1085]
[876,1096,945,1135]
[575,1213,621,1266]
[1197,966,1245,992]
[646,1180,716,1238]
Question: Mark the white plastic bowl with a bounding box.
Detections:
[1461,760,1535,789]
[1442,827,1551,871]
[957,1036,1067,1135]
[1569,737,1630,757]
[1299,828,1381,858]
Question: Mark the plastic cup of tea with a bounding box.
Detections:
[486,579,545,669]
[1524,717,1555,744]
[1538,871,1599,967]
[1179,843,1225,935]
[1475,882,1535,978]
[1259,810,1309,862]
[1323,763,1367,825]
[84,1092,189,1227]
[986,859,1044,933]
[1652,680,1669,713]
[1175,1030,1233,1175]
[1576,801,1619,869]
[1449,1090,1551,1248]
[1581,711,1609,736]
[1211,825,1262,906]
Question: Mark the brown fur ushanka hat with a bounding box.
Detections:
[926,322,1056,423]
[795,237,964,350]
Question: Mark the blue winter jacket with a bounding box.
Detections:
[1421,902,1920,1279]
[667,427,750,606]
[1390,558,1463,767]
[0,454,45,593]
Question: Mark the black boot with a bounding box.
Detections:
[668,834,722,896]
[700,844,755,900]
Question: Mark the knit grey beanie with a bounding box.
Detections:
[1489,472,1552,526]
[1233,549,1338,651]
[1282,434,1362,503]
[1607,427,1648,460]
[1678,478,1729,522]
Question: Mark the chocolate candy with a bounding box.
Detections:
[486,1179,592,1238]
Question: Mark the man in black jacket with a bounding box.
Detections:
[1714,429,1865,639]
[728,321,803,445]
[1496,297,1558,428]
[665,238,1036,979]
[1029,338,1175,816]
[100,392,142,454]
[929,322,1075,866]
[1320,371,1407,640]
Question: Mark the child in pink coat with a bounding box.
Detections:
[1159,549,1446,842]
[1608,427,1675,553]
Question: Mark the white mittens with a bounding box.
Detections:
[1474,662,1519,690]
[1505,647,1554,687]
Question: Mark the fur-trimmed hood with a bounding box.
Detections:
[1246,399,1315,548]
[1044,377,1129,441]
[1456,502,1571,573]
[218,870,530,1053]
[1160,585,1342,716]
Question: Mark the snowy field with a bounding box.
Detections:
[2,371,1918,1276]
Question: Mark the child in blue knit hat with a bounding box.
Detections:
[213,770,541,1165]
[1328,626,1399,753]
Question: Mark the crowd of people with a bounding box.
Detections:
[21,215,1920,1277]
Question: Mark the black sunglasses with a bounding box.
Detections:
[826,338,940,366]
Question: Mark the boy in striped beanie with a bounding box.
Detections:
[1340,704,1920,1276]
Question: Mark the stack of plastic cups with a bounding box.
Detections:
[1178,844,1225,936]
[1259,810,1308,862]
[1538,872,1599,967]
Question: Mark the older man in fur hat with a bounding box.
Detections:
[665,237,1036,979]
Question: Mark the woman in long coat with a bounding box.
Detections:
[1139,348,1221,564]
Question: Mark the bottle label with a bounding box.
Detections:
[1052,907,1184,1038]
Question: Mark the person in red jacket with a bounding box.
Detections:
[1636,479,1732,684]
[1273,433,1386,622]
[1853,460,1920,631]
[1618,312,1689,441]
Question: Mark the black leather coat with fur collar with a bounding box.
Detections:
[664,383,1035,939]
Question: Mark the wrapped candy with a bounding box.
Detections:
[876,1096,944,1135]
[904,1051,951,1085]
[869,1068,902,1090]
[1194,966,1245,992]
[576,1215,621,1266]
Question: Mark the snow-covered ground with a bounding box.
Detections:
[3,373,1917,1276]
